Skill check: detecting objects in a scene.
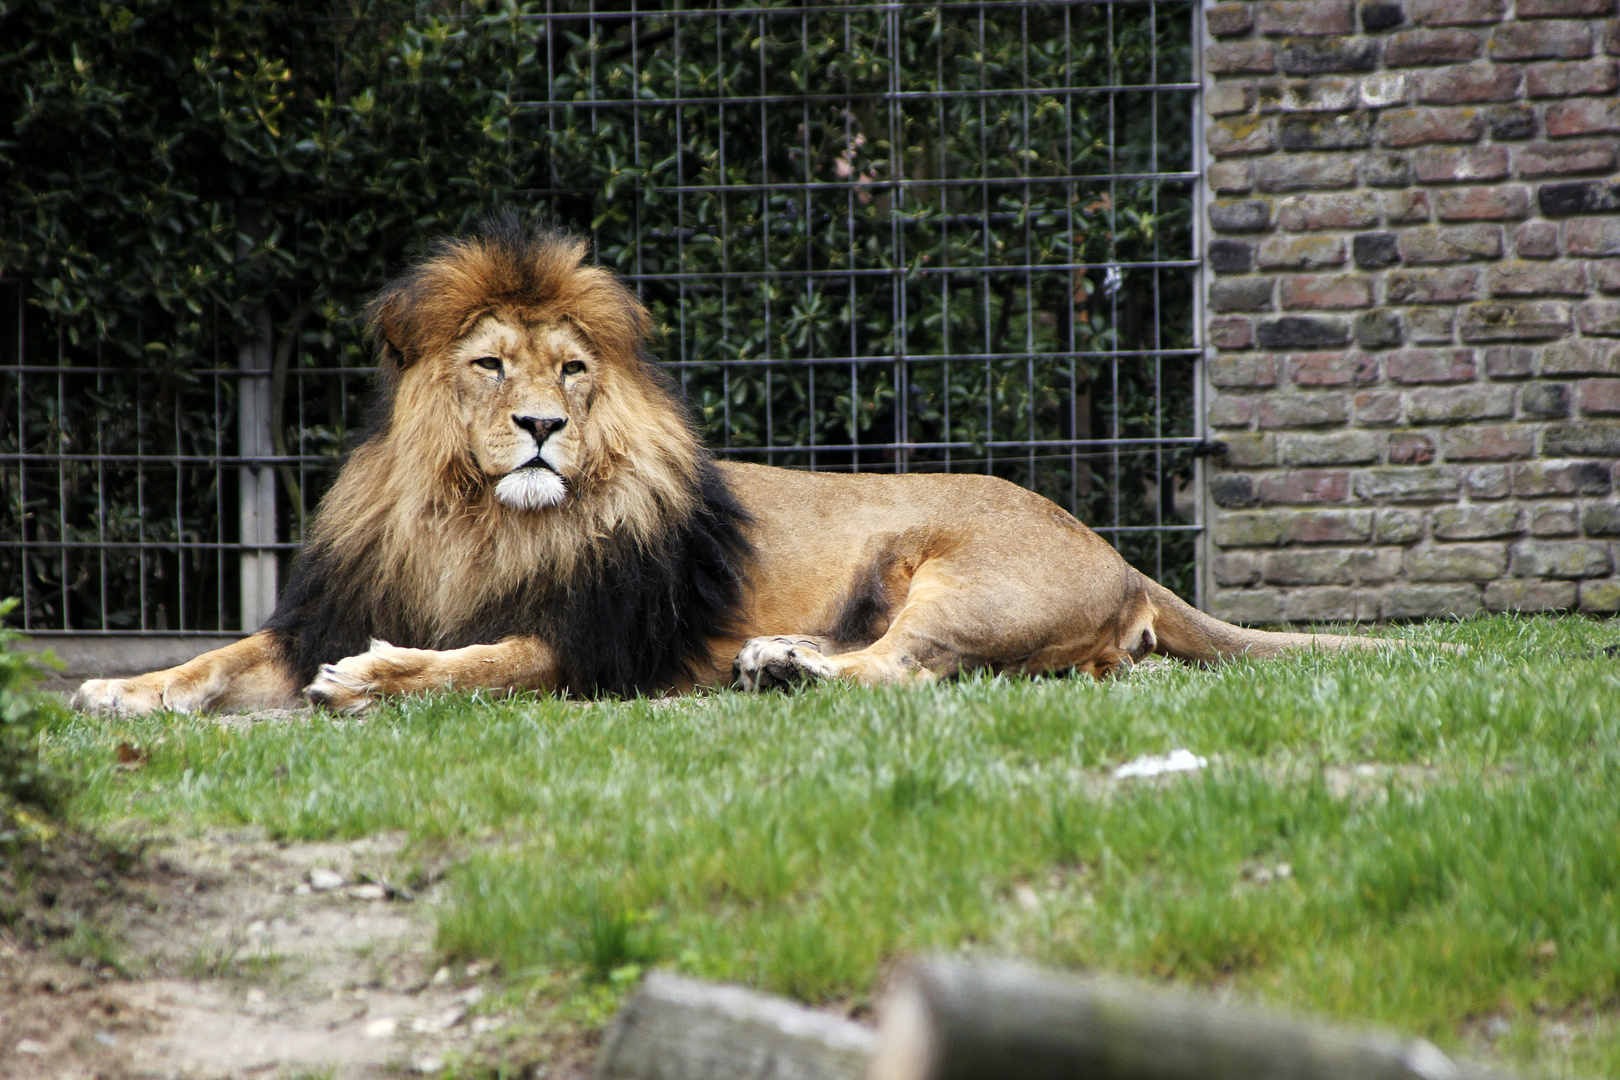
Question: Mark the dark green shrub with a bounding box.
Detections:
[0,601,65,816]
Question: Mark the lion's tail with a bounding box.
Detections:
[1140,575,1393,663]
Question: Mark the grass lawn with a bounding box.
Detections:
[43,614,1620,1077]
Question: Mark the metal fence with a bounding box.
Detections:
[1,0,1203,638]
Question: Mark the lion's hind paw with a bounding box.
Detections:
[733,636,839,691]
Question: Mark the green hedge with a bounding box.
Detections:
[1,0,1197,632]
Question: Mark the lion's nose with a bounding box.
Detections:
[513,414,567,441]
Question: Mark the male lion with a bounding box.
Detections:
[74,220,1391,715]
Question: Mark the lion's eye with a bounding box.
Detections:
[561,360,586,376]
[473,356,503,373]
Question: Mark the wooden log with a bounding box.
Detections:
[870,957,1519,1080]
[593,970,877,1080]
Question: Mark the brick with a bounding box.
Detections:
[1257,235,1348,268]
[1212,551,1262,586]
[1583,502,1620,534]
[1209,239,1255,275]
[1281,431,1383,465]
[1487,106,1539,140]
[1356,466,1463,499]
[1488,21,1595,60]
[1210,161,1255,194]
[1385,267,1480,303]
[1389,432,1438,464]
[1441,424,1538,459]
[1511,459,1613,494]
[1487,261,1589,297]
[1409,0,1505,24]
[1567,219,1620,256]
[1386,347,1478,382]
[1207,84,1256,119]
[1278,39,1381,74]
[1579,378,1620,413]
[1466,465,1513,497]
[1207,3,1255,36]
[1382,584,1484,618]
[1209,199,1275,232]
[1539,179,1620,217]
[1281,274,1374,310]
[1458,300,1572,340]
[1546,98,1620,137]
[1600,261,1620,293]
[1210,277,1276,312]
[1385,28,1482,65]
[1258,469,1353,503]
[1257,391,1352,427]
[1485,580,1578,611]
[1282,587,1378,623]
[1211,473,1260,508]
[1208,117,1277,156]
[1484,345,1536,376]
[1409,308,1456,343]
[1518,0,1615,15]
[1544,420,1620,454]
[1407,384,1516,421]
[1278,114,1372,151]
[1255,316,1352,349]
[1283,508,1376,543]
[1208,315,1256,349]
[1362,1,1407,31]
[1209,42,1278,75]
[1356,390,1405,423]
[1433,503,1524,538]
[1360,71,1410,107]
[1353,232,1401,268]
[1530,502,1580,535]
[1222,432,1279,466]
[1509,538,1613,577]
[1541,338,1620,373]
[1288,351,1380,386]
[1257,1,1357,34]
[1525,59,1620,97]
[1209,354,1279,388]
[1259,77,1360,112]
[1579,579,1620,612]
[1514,140,1618,177]
[1434,185,1530,222]
[1521,382,1572,417]
[1377,508,1428,542]
[1377,107,1484,147]
[1412,145,1510,183]
[1278,191,1380,231]
[1355,310,1405,348]
[1397,225,1503,264]
[1382,190,1432,222]
[1415,63,1522,102]
[1364,152,1413,186]
[1209,395,1256,428]
[1209,589,1284,625]
[1255,156,1358,192]
[1579,302,1620,335]
[1513,221,1560,259]
[1263,548,1394,585]
[1407,542,1508,581]
[1212,510,1285,548]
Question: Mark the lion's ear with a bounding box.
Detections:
[367,288,415,371]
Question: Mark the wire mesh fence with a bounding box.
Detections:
[1,0,1203,637]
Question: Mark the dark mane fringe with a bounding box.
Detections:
[265,460,752,696]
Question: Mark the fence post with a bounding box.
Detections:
[238,307,278,631]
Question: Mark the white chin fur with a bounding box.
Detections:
[495,468,568,511]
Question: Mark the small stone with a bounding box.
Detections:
[413,1058,444,1075]
[350,883,389,901]
[15,1039,46,1054]
[363,1016,399,1038]
[411,1005,466,1034]
[430,965,452,987]
[1014,885,1041,912]
[309,868,346,891]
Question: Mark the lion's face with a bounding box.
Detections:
[450,314,596,511]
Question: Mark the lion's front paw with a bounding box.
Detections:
[303,639,435,713]
[71,674,207,716]
[733,636,839,692]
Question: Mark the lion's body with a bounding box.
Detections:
[73,221,1392,717]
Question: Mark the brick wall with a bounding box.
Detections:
[1200,0,1620,623]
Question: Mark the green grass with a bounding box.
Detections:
[44,615,1620,1077]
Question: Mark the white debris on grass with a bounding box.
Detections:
[308,868,346,891]
[1112,748,1208,781]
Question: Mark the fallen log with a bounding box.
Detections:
[870,957,1519,1080]
[592,970,877,1080]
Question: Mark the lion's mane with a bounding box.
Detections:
[264,217,752,696]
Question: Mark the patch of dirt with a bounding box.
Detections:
[0,812,593,1080]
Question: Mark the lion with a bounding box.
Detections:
[73,219,1395,716]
